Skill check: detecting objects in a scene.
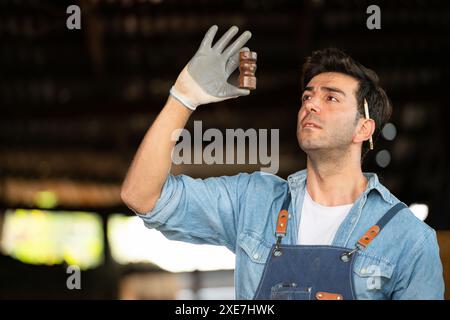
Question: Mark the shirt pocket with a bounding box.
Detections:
[238,231,272,264]
[353,253,395,299]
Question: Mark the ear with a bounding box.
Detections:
[353,118,375,144]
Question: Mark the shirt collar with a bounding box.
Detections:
[287,169,393,204]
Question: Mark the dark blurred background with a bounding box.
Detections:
[0,0,449,299]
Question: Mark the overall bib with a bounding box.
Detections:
[254,191,406,300]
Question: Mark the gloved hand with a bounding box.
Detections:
[170,25,252,111]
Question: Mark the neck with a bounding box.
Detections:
[305,149,368,206]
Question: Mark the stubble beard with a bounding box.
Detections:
[298,124,355,163]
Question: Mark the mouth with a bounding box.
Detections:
[302,121,322,129]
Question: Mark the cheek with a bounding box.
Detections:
[334,115,357,135]
[298,106,306,120]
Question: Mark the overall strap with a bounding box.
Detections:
[273,189,291,256]
[357,202,408,249]
[275,190,292,237]
[341,202,408,262]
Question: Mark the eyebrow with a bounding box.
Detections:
[304,86,347,97]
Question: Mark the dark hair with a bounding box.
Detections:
[301,47,392,158]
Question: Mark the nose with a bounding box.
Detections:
[304,99,321,114]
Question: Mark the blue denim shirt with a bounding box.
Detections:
[135,169,445,300]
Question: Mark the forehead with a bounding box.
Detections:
[306,72,359,95]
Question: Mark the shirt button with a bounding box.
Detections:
[253,254,259,260]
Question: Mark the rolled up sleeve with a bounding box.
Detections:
[134,172,251,252]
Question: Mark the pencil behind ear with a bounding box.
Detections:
[364,99,374,150]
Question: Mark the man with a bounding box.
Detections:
[121,25,444,300]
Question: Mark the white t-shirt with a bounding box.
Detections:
[297,190,353,245]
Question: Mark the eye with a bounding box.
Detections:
[302,95,311,102]
[326,95,339,103]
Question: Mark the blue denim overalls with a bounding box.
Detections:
[254,190,407,300]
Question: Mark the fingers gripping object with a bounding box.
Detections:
[170,25,253,111]
[239,51,257,90]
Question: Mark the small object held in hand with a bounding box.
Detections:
[239,51,257,90]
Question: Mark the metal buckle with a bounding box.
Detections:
[340,247,359,262]
[273,235,283,257]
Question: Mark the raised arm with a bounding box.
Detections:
[120,25,252,214]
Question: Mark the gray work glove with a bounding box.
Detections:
[170,25,252,111]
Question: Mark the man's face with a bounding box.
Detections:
[297,72,360,154]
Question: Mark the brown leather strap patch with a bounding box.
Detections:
[316,291,343,300]
[357,225,381,248]
[275,209,289,235]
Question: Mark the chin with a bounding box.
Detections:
[298,139,321,151]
